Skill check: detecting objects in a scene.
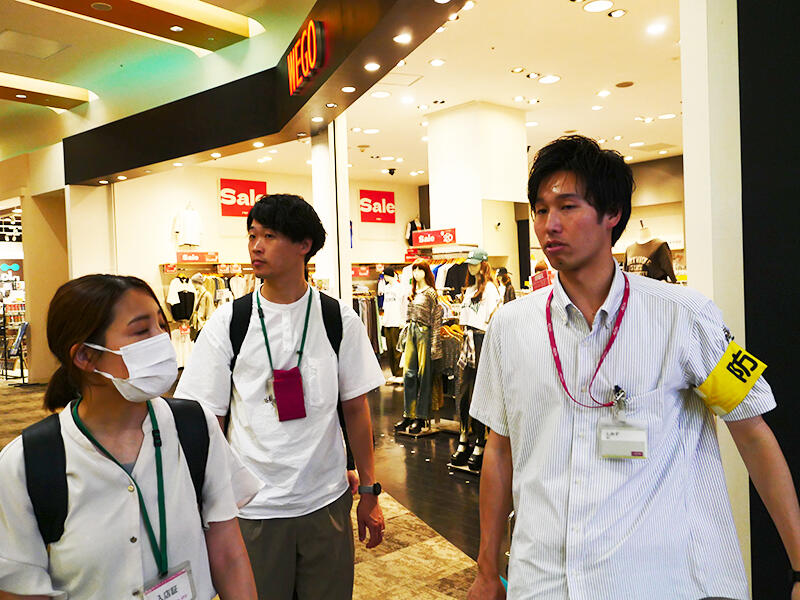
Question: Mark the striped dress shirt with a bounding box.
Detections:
[470,265,775,600]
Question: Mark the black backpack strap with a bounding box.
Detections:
[229,293,253,371]
[319,293,355,471]
[166,399,209,514]
[22,414,67,546]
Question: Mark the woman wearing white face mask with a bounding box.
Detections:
[0,274,261,599]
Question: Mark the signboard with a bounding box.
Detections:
[412,228,456,247]
[359,189,396,223]
[220,178,267,217]
[530,269,555,290]
[351,266,370,277]
[177,251,219,263]
[288,20,325,96]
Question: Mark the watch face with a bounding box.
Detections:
[373,482,382,495]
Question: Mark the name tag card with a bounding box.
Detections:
[598,419,648,460]
[143,562,196,600]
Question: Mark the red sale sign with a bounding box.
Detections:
[412,228,456,247]
[359,190,396,223]
[220,179,267,217]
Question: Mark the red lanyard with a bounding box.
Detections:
[545,273,630,408]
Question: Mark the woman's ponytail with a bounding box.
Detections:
[43,364,80,412]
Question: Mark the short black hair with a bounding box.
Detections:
[247,194,326,263]
[528,135,633,244]
[383,267,396,277]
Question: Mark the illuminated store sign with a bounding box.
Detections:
[412,228,456,246]
[288,20,326,96]
[359,189,396,223]
[220,178,267,217]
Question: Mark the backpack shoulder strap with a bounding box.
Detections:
[229,293,253,371]
[166,399,209,513]
[22,414,67,545]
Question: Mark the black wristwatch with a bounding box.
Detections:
[791,569,800,584]
[358,482,382,496]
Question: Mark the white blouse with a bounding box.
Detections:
[460,282,501,331]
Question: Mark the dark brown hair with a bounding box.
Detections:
[465,260,496,303]
[410,259,436,299]
[499,273,516,303]
[44,274,167,411]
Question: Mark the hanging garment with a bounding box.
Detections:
[166,277,195,321]
[456,328,487,442]
[405,218,422,246]
[229,275,248,298]
[444,263,470,300]
[190,284,215,338]
[170,323,194,368]
[624,239,677,282]
[173,208,203,246]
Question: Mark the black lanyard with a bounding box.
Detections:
[72,398,168,576]
[255,288,313,371]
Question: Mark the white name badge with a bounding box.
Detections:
[143,562,196,600]
[598,419,648,460]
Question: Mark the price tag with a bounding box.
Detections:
[142,562,195,600]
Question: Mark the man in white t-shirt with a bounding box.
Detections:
[177,194,386,599]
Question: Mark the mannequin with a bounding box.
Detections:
[381,267,406,380]
[395,259,442,434]
[451,249,501,470]
[189,273,215,341]
[624,220,677,282]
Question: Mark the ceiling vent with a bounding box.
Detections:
[0,30,68,59]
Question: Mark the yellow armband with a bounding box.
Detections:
[696,341,767,416]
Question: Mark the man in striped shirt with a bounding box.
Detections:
[467,135,800,599]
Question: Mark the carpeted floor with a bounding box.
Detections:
[0,381,48,448]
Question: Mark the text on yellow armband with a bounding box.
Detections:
[696,341,767,416]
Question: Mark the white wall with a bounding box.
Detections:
[66,185,115,277]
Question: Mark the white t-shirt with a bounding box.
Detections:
[460,282,501,331]
[0,398,262,599]
[381,280,406,328]
[175,286,385,519]
[173,208,203,246]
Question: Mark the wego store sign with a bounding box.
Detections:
[220,178,267,217]
[288,20,326,95]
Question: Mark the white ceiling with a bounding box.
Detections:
[202,0,682,185]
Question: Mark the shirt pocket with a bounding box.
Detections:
[624,387,666,450]
[303,356,337,411]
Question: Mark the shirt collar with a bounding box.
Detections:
[551,262,626,329]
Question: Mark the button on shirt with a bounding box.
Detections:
[175,287,385,519]
[469,265,776,600]
[0,398,262,599]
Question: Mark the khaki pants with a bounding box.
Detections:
[239,491,355,600]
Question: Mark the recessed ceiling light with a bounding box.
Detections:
[528,98,540,105]
[511,66,524,73]
[99,180,109,184]
[436,26,446,33]
[393,33,412,44]
[306,160,313,165]
[210,152,221,158]
[421,136,429,142]
[434,0,451,3]
[525,121,539,127]
[396,157,404,162]
[269,149,278,153]
[421,121,429,126]
[401,96,414,104]
[658,113,677,120]
[342,86,356,93]
[643,117,654,123]
[90,2,112,10]
[381,156,395,161]
[364,128,380,134]
[117,175,127,180]
[598,138,607,143]
[658,150,668,155]
[258,156,272,163]
[326,102,337,108]
[624,156,633,161]
[351,127,362,133]
[364,62,381,72]
[597,90,611,97]
[418,104,429,110]
[526,72,541,80]
[381,169,390,174]
[583,1,613,13]
[433,99,446,104]
[616,81,634,88]
[311,116,324,123]
[145,170,151,173]
[448,13,459,21]
[629,141,644,147]
[538,74,561,84]
[173,162,183,166]
[297,132,308,137]
[347,164,352,168]
[513,95,525,102]
[397,59,406,67]
[15,94,27,99]
[613,135,623,141]
[410,171,419,176]
[371,91,391,98]
[647,22,667,35]
[609,9,627,18]
[170,25,184,32]
[462,0,475,9]
[253,141,264,148]
[417,170,424,174]
[429,58,445,67]
[592,105,603,111]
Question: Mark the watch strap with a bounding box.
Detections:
[358,483,381,495]
[791,569,800,583]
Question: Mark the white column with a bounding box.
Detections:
[680,0,751,586]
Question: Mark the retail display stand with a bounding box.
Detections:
[2,301,27,381]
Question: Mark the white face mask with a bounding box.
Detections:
[84,332,178,403]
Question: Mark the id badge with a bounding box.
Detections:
[272,366,307,422]
[597,418,648,459]
[142,561,196,600]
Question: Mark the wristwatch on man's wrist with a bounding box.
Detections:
[790,568,800,584]
[358,482,382,496]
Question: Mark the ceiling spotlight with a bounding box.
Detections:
[613,135,623,141]
[411,171,419,176]
[381,156,395,161]
[364,63,381,72]
[538,74,561,84]
[342,86,356,93]
[417,170,424,174]
[597,90,611,97]
[658,113,677,119]
[305,160,314,166]
[511,66,525,73]
[436,26,446,33]
[609,9,627,18]
[253,141,264,148]
[429,58,446,67]
[525,121,539,127]
[117,175,127,180]
[526,72,541,80]
[396,157,404,162]
[381,169,390,174]
[434,0,451,3]
[513,95,525,102]
[393,33,412,44]
[624,156,633,161]
[99,180,109,184]
[364,128,380,134]
[371,91,391,98]
[433,99,445,104]
[173,162,183,167]
[421,121,429,126]
[351,127,362,132]
[170,25,184,32]
[583,1,614,13]
[15,94,27,99]
[592,105,603,111]
[326,102,338,108]
[269,149,278,153]
[659,150,668,155]
[463,0,476,8]
[647,22,667,35]
[528,98,540,105]
[422,136,429,142]
[311,116,324,123]
[258,156,273,163]
[297,132,308,137]
[598,138,607,143]
[448,13,459,21]
[397,60,407,67]
[210,152,221,158]
[347,164,353,168]
[90,2,112,10]
[644,117,654,123]
[401,96,414,104]
[629,141,645,147]
[418,104,429,110]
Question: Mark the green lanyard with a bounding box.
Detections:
[256,288,313,371]
[71,398,168,577]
